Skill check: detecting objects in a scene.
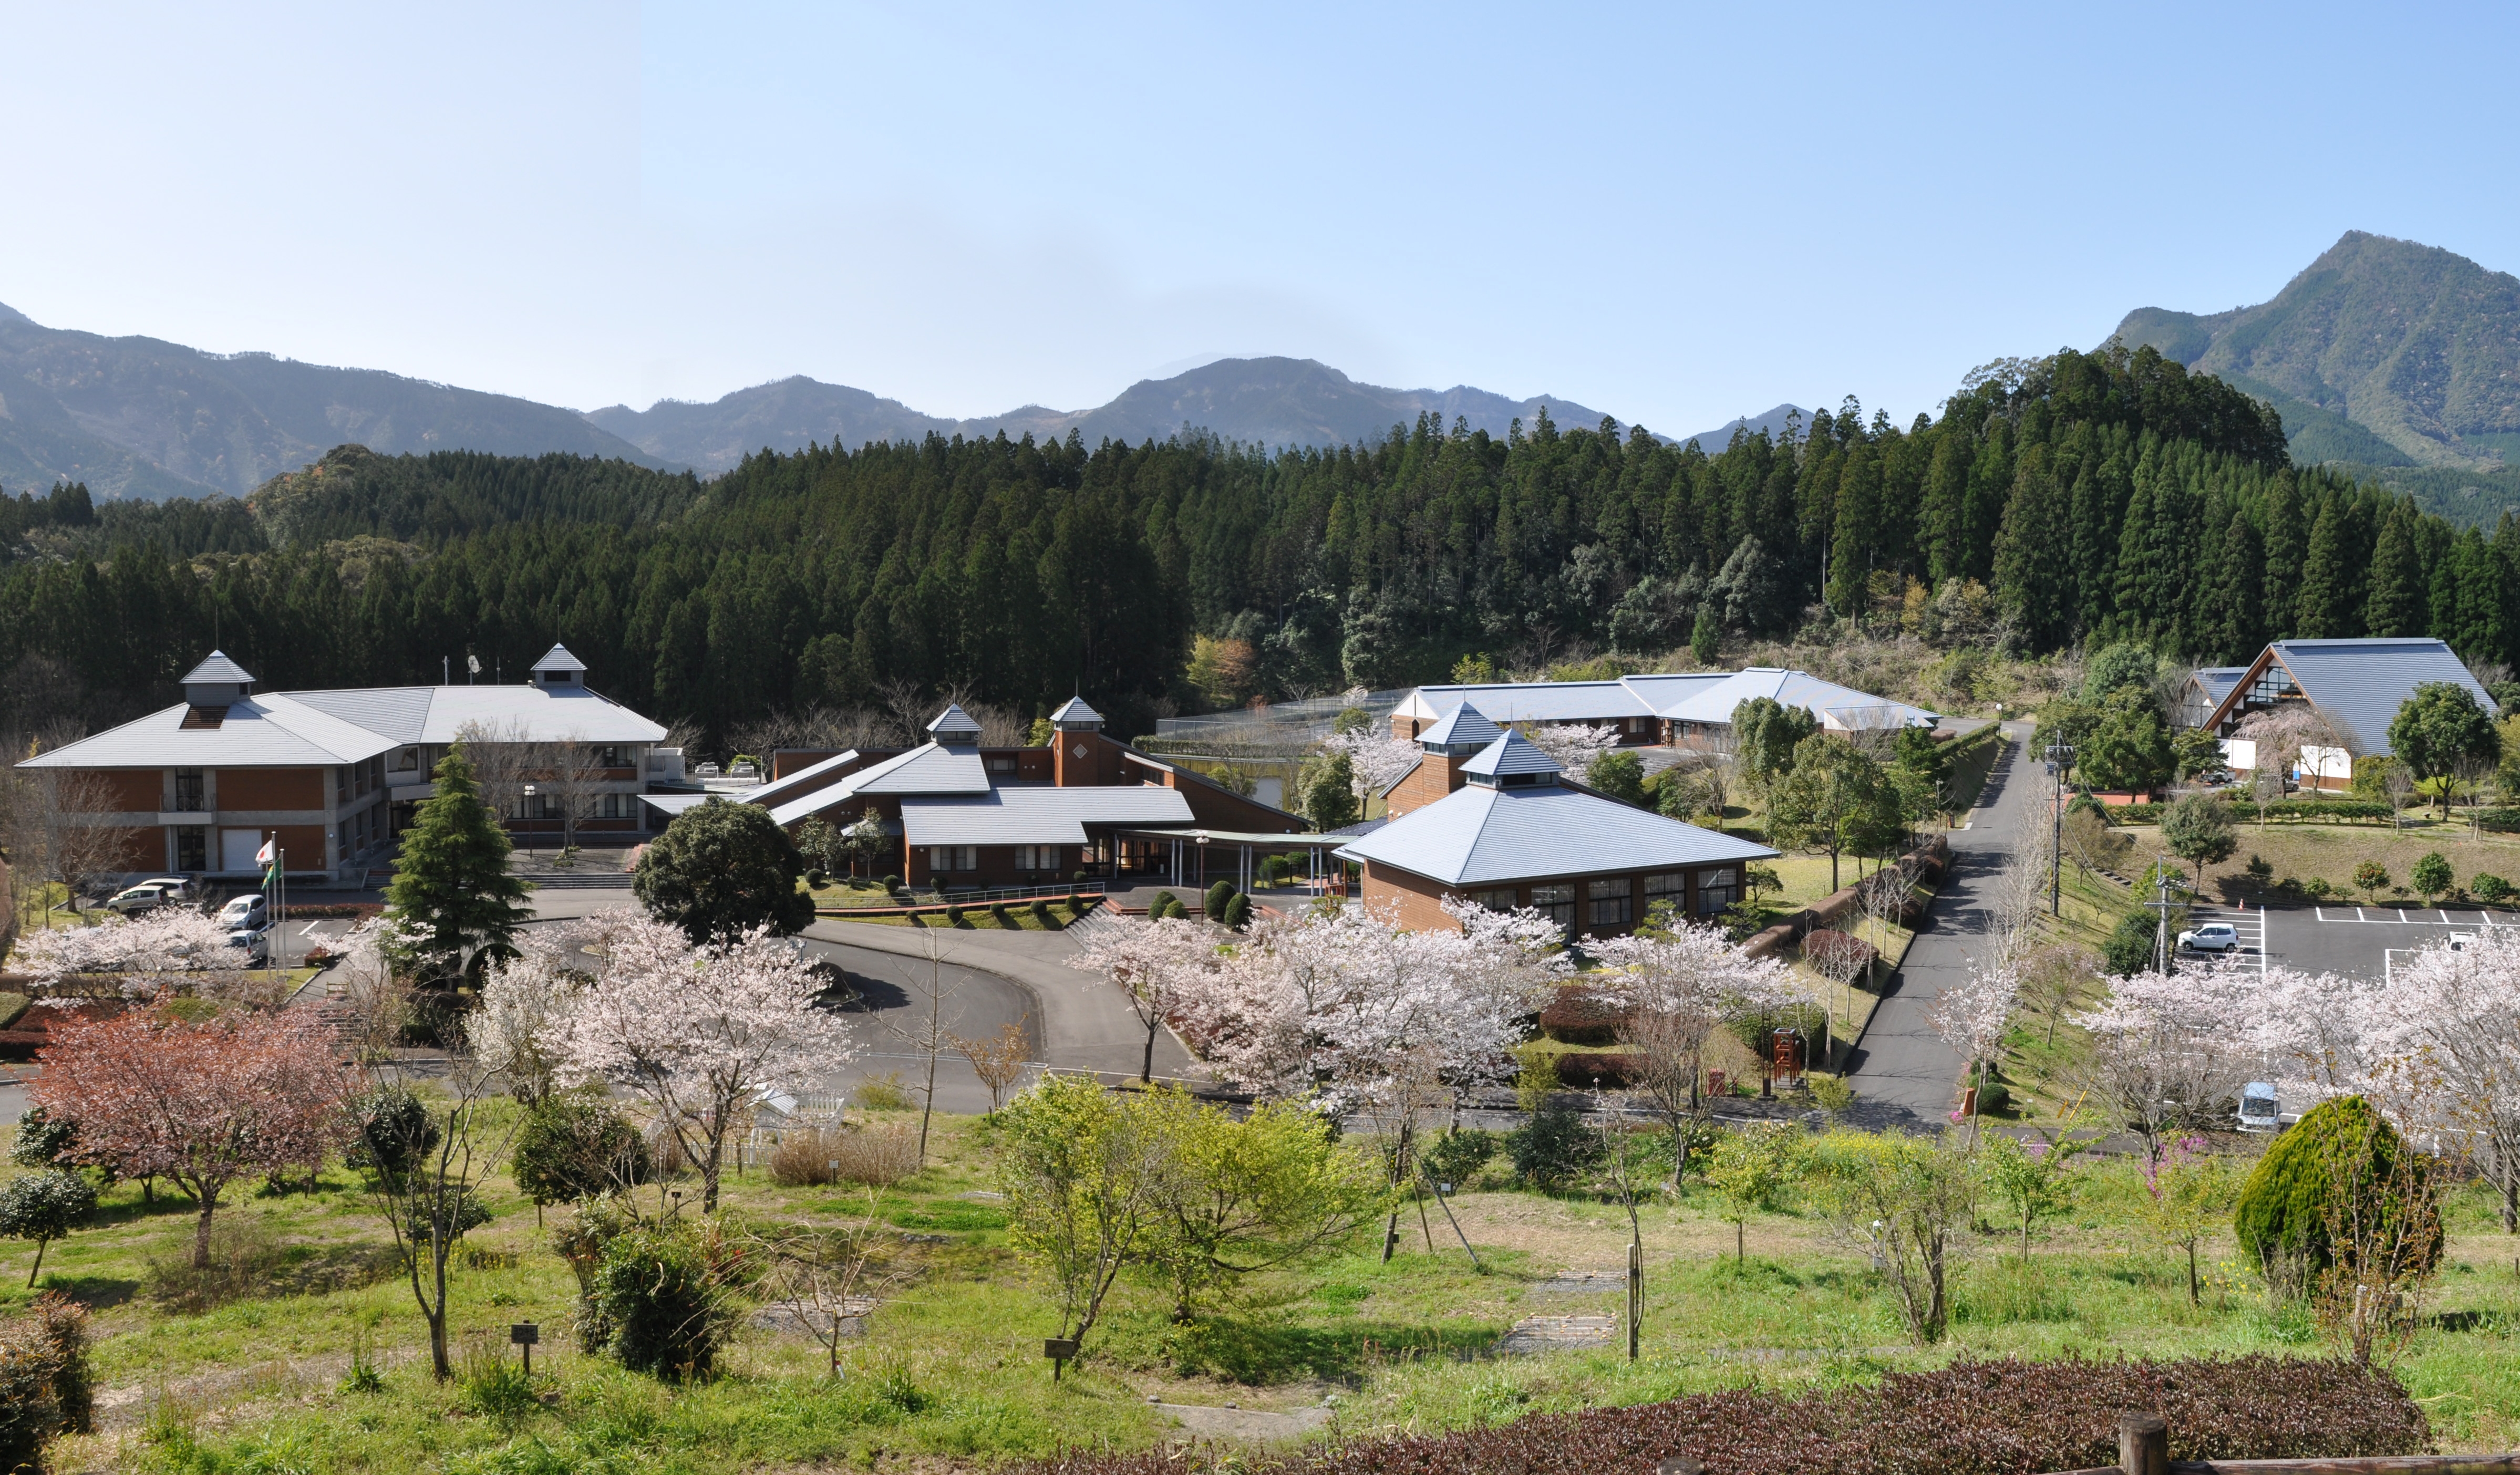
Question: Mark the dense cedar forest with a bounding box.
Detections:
[2,344,2514,745]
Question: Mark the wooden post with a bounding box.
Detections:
[2116,1412,2167,1475]
[1627,1238,1643,1361]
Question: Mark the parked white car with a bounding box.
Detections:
[2177,922,2240,953]
[225,924,272,965]
[218,894,270,930]
[106,877,198,915]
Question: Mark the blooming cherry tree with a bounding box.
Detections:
[1068,913,1225,1084]
[30,1004,352,1266]
[1928,958,2019,1136]
[1318,725,1421,804]
[551,907,856,1211]
[1523,721,1626,773]
[2074,962,2260,1158]
[1586,922,1804,1168]
[11,909,249,1000]
[2354,930,2520,1231]
[468,942,585,1105]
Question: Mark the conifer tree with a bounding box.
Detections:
[2260,473,2306,637]
[385,744,530,980]
[1992,463,2072,649]
[1961,419,2012,584]
[2293,495,2356,639]
[2363,504,2426,638]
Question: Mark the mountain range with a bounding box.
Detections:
[2113,230,2520,471]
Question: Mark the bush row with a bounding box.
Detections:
[2109,797,2395,825]
[1019,1355,2425,1475]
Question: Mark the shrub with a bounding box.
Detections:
[2476,873,2512,905]
[944,903,966,926]
[0,1171,96,1284]
[1221,893,1252,930]
[1149,889,1179,920]
[1204,880,1234,917]
[1540,985,1629,1044]
[852,1073,912,1112]
[1420,1128,1498,1188]
[2412,851,2454,902]
[1975,1081,2011,1115]
[0,995,29,1032]
[1801,929,1878,982]
[512,1094,650,1207]
[776,1122,920,1186]
[2353,860,2391,901]
[8,1108,74,1170]
[585,1224,738,1378]
[1067,894,1089,918]
[2236,1095,2442,1293]
[805,868,828,889]
[1506,1098,1600,1190]
[1008,1354,2425,1475]
[0,1293,91,1473]
[346,1084,441,1182]
[1030,898,1056,928]
[990,902,1015,928]
[881,874,901,889]
[2102,911,2160,977]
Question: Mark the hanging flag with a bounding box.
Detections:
[254,837,275,867]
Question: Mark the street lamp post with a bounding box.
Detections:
[2043,742,2074,915]
[522,783,537,863]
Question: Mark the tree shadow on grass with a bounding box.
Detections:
[28,1273,141,1310]
[1162,1315,1507,1385]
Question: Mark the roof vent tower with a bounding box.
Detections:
[1049,696,1103,732]
[927,704,984,746]
[180,651,254,708]
[1460,731,1562,790]
[531,642,588,689]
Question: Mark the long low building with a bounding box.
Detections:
[736,698,1313,887]
[18,646,676,881]
[1389,668,1936,747]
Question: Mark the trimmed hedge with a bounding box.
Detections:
[1019,1355,2425,1475]
[2113,797,2394,825]
[1539,986,1629,1045]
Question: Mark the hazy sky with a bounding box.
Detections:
[3,2,2515,437]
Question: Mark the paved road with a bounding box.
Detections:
[1845,719,2036,1125]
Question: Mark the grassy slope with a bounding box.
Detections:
[22,1100,2520,1471]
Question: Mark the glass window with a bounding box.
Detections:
[1587,877,1631,928]
[1528,882,1575,930]
[172,769,205,812]
[175,826,207,871]
[1469,888,1519,911]
[1642,871,1683,899]
[1697,866,1740,915]
[931,846,978,873]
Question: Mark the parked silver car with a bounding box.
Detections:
[106,878,198,915]
[2177,922,2239,953]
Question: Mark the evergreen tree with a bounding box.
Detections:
[633,797,814,943]
[2363,503,2426,638]
[1991,463,2072,649]
[2260,473,2305,636]
[385,744,530,980]
[2195,502,2264,664]
[1961,418,2012,584]
[2293,495,2356,639]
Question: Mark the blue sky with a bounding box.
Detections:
[3,1,2514,436]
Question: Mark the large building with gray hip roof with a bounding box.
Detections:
[1388,668,1936,748]
[17,645,676,881]
[1338,710,1777,936]
[2195,638,2499,790]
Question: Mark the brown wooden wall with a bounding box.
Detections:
[96,771,162,812]
[215,768,325,811]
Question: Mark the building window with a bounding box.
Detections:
[1528,883,1575,931]
[1587,877,1633,928]
[930,846,978,874]
[599,746,624,768]
[1469,888,1519,911]
[394,747,419,772]
[1697,867,1739,916]
[337,766,351,801]
[1015,845,1059,871]
[988,756,1017,773]
[175,826,207,871]
[172,769,205,813]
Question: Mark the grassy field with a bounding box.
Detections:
[2114,817,2520,905]
[18,1098,2520,1473]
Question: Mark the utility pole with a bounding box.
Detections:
[2043,742,2074,915]
[2143,866,2183,975]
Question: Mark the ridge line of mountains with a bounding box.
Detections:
[5,228,2519,522]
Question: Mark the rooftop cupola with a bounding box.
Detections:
[1460,730,1561,790]
[531,642,588,689]
[1049,696,1103,732]
[927,704,984,745]
[180,650,254,708]
[1417,701,1504,756]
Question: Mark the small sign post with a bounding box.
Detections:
[511,1322,540,1376]
[1043,1337,1079,1381]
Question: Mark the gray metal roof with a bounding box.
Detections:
[1050,697,1102,724]
[1417,702,1504,750]
[1335,783,1776,887]
[2195,667,2248,696]
[18,695,399,768]
[181,650,255,685]
[901,785,1194,845]
[927,704,984,743]
[2268,639,2496,754]
[532,642,588,673]
[1657,668,1937,729]
[1459,731,1559,778]
[1394,681,1654,724]
[288,684,669,745]
[854,742,990,794]
[745,750,864,809]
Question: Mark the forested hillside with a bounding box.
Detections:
[4,341,2516,747]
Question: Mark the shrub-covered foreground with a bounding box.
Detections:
[1023,1355,2427,1475]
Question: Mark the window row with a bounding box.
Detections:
[1471,867,1741,930]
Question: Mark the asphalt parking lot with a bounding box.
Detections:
[2181,899,2506,980]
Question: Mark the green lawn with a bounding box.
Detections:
[19,1100,2520,1471]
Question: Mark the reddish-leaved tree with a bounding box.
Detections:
[30,1004,353,1266]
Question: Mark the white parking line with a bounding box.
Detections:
[2314,907,2500,925]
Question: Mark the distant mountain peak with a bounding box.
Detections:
[2113,230,2520,470]
[0,300,33,327]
